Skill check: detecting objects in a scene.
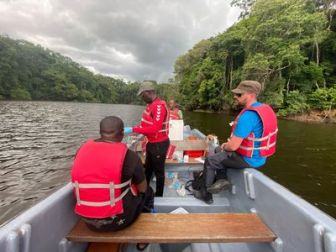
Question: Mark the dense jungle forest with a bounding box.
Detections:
[175,0,336,118]
[1,0,335,119]
[0,35,141,104]
[0,35,178,105]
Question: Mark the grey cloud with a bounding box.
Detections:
[0,0,239,82]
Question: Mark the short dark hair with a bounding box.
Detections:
[99,116,124,137]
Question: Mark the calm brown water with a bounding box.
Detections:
[0,101,335,225]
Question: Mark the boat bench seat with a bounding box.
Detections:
[138,139,208,165]
[67,213,276,251]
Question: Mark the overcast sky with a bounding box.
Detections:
[0,0,240,82]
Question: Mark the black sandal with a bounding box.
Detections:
[136,243,149,251]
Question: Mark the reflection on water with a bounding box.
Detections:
[0,101,335,225]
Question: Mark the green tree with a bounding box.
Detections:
[10,87,32,100]
[0,35,139,104]
[174,0,335,114]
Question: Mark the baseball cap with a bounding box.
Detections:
[137,81,155,96]
[231,80,261,95]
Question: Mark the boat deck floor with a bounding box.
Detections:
[68,167,276,252]
[153,168,235,214]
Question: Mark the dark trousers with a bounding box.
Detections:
[144,139,170,197]
[204,151,250,188]
[83,186,154,232]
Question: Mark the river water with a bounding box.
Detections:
[0,101,335,225]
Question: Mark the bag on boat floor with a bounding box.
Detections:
[185,171,205,193]
[141,186,155,213]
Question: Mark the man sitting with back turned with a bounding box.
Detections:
[195,80,278,204]
[71,116,153,232]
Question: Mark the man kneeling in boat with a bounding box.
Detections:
[195,80,278,204]
[71,116,153,233]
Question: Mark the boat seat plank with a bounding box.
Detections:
[165,157,204,164]
[67,213,276,244]
[139,155,204,165]
[136,139,207,152]
[138,139,208,165]
[171,139,207,151]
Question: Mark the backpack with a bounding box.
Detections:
[185,171,205,193]
[142,186,155,213]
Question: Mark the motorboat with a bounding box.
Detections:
[1,127,336,252]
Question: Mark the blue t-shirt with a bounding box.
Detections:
[233,102,266,168]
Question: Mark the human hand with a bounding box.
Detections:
[221,142,227,150]
[124,127,133,135]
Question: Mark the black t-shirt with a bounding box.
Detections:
[120,149,146,218]
[121,149,145,185]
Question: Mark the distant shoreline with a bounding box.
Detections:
[2,100,335,124]
[194,108,336,124]
[283,110,336,124]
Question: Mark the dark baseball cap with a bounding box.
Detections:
[231,80,261,95]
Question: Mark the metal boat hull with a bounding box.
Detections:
[1,164,336,252]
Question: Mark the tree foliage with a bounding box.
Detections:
[174,0,336,113]
[308,86,336,110]
[0,35,144,104]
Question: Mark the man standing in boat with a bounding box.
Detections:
[195,80,278,204]
[124,81,170,197]
[71,116,153,233]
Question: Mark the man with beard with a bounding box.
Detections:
[194,80,278,204]
[124,81,170,197]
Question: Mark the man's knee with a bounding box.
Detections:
[214,146,222,153]
[206,154,221,167]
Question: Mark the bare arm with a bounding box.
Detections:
[221,135,244,151]
[136,179,147,193]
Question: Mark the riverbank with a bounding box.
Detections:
[193,108,336,124]
[284,109,336,124]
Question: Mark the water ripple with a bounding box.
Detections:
[0,101,144,225]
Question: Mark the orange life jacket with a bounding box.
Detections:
[169,108,181,120]
[139,98,169,142]
[71,140,138,219]
[231,104,278,158]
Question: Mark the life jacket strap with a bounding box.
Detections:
[239,141,276,151]
[246,128,278,142]
[73,178,132,207]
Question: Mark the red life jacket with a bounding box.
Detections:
[71,140,138,219]
[139,98,169,143]
[169,108,181,120]
[231,104,278,158]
